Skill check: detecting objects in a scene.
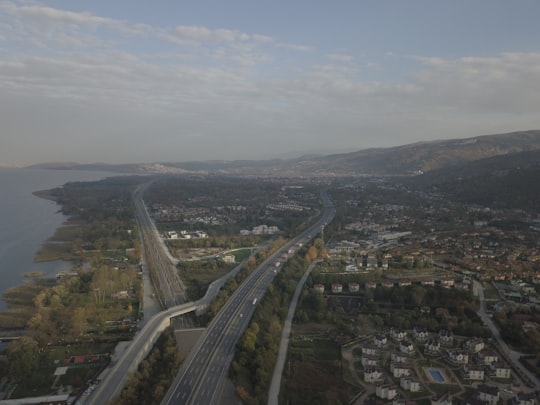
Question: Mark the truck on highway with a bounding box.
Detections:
[252,298,257,305]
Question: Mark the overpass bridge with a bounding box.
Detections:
[89,301,202,403]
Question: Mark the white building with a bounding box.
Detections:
[401,377,422,392]
[375,383,398,400]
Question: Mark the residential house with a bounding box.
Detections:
[367,255,378,269]
[477,349,499,366]
[448,349,469,365]
[464,338,485,353]
[399,340,414,354]
[462,364,485,380]
[425,339,441,355]
[313,284,325,293]
[375,383,397,400]
[362,343,379,356]
[222,254,235,263]
[349,282,360,292]
[391,362,412,378]
[488,362,511,379]
[364,366,384,383]
[366,281,377,289]
[391,352,409,364]
[413,326,429,341]
[390,328,407,341]
[477,384,499,405]
[331,283,343,293]
[381,280,395,288]
[513,392,537,405]
[345,264,358,273]
[439,329,453,346]
[374,334,388,348]
[361,355,381,367]
[440,278,455,288]
[400,377,422,392]
[399,279,411,287]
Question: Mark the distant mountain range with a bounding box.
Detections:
[27,129,540,178]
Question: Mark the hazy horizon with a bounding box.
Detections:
[2,1,540,165]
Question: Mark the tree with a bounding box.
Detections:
[7,336,40,380]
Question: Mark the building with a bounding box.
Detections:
[331,283,343,293]
[364,366,384,383]
[464,338,485,353]
[400,377,422,392]
[462,364,485,380]
[399,340,414,354]
[488,362,511,379]
[349,282,360,292]
[366,255,378,269]
[391,362,412,378]
[362,343,379,356]
[391,352,409,364]
[313,284,325,293]
[375,383,398,400]
[361,355,381,367]
[425,339,441,355]
[476,349,499,366]
[448,349,469,365]
[390,328,407,341]
[222,254,236,263]
[477,384,499,405]
[374,334,388,348]
[413,326,429,341]
[439,329,453,346]
[345,264,358,272]
[513,392,537,405]
[366,281,377,289]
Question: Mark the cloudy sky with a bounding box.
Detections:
[1,0,540,165]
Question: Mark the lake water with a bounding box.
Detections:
[0,167,117,311]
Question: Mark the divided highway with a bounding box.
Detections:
[163,191,335,405]
[90,186,334,405]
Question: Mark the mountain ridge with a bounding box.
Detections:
[26,129,540,177]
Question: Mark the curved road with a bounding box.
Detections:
[474,280,540,389]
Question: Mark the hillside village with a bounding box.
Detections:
[296,180,540,403]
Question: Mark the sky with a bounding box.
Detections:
[1,0,540,165]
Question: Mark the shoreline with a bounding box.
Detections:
[32,188,60,202]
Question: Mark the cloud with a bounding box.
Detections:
[410,52,540,114]
[1,1,539,164]
[1,2,116,27]
[327,53,353,63]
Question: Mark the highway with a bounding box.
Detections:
[163,190,335,405]
[89,188,334,405]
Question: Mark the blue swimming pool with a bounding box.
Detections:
[428,368,446,383]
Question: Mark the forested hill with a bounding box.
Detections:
[27,129,540,177]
